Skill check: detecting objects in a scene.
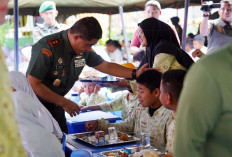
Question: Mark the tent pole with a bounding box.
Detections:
[108,12,111,39]
[14,0,19,71]
[119,4,131,63]
[181,0,190,50]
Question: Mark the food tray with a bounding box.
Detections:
[79,80,119,84]
[70,131,140,147]
[100,149,124,157]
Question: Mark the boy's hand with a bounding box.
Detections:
[192,49,205,58]
[94,84,100,94]
[85,121,98,131]
[78,86,84,96]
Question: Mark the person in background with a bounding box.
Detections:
[138,18,193,71]
[33,1,68,43]
[191,34,207,60]
[185,39,197,62]
[192,34,207,54]
[0,0,27,156]
[159,69,186,153]
[27,16,147,133]
[174,41,232,157]
[78,81,107,107]
[133,50,146,68]
[186,33,195,39]
[170,16,183,44]
[200,0,232,54]
[106,39,124,63]
[130,0,180,55]
[85,70,172,150]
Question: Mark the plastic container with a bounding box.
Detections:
[70,94,79,105]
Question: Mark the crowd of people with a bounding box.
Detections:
[1,0,232,157]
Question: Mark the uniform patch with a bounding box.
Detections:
[74,59,86,67]
[42,48,52,57]
[48,38,61,48]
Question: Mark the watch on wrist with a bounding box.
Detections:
[203,14,209,17]
[131,69,137,79]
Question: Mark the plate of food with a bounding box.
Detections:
[100,149,128,157]
[70,131,140,147]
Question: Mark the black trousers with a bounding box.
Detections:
[38,97,68,134]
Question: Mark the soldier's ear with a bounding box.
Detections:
[73,34,82,41]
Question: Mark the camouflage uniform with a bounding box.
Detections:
[96,106,173,150]
[166,112,176,153]
[33,22,68,43]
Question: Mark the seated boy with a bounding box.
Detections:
[79,82,107,106]
[85,70,172,150]
[159,69,186,153]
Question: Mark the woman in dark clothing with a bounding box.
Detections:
[137,18,193,72]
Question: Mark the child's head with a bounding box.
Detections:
[106,39,121,53]
[159,70,186,111]
[82,82,97,96]
[136,69,161,108]
[193,35,205,50]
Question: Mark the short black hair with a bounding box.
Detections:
[133,50,145,62]
[70,17,102,41]
[136,69,161,93]
[161,70,186,101]
[106,39,122,50]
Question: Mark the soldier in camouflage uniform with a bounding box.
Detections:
[33,1,68,43]
[85,70,173,150]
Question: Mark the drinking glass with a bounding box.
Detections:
[108,127,118,143]
[140,132,150,149]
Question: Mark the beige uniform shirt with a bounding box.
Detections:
[97,106,172,150]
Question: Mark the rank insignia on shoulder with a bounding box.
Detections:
[42,48,53,57]
[48,38,61,48]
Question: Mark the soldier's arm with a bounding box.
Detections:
[27,75,80,117]
[93,61,148,79]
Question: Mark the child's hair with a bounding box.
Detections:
[133,50,145,62]
[161,69,186,101]
[136,69,161,93]
[106,39,122,50]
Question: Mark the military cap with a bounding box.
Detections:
[39,1,56,13]
[145,0,161,10]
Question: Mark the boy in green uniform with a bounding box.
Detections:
[85,70,172,150]
[27,17,145,133]
[159,69,186,153]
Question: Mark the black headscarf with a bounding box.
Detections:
[138,18,193,69]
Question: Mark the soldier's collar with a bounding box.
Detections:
[43,21,59,29]
[61,30,75,54]
[218,18,232,27]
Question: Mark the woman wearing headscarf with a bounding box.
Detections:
[138,17,194,73]
[9,71,62,138]
[12,90,65,157]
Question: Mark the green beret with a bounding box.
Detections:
[39,1,56,13]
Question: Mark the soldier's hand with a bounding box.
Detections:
[62,99,80,117]
[85,121,98,131]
